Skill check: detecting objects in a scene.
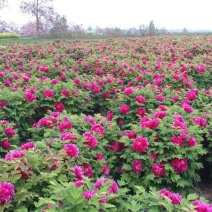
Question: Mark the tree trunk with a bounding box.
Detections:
[36,0,39,37]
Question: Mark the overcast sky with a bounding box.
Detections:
[1,0,212,30]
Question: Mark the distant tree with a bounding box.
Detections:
[182,28,188,33]
[87,26,93,32]
[139,24,148,36]
[0,21,19,33]
[148,20,156,36]
[20,21,37,37]
[0,0,7,9]
[49,15,69,38]
[127,27,139,37]
[20,0,55,37]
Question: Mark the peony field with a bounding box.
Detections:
[0,36,212,211]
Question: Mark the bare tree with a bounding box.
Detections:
[0,0,7,9]
[20,0,55,37]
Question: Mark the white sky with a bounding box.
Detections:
[0,0,212,30]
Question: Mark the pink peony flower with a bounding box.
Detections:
[24,92,36,102]
[186,90,198,101]
[83,132,98,149]
[151,163,166,177]
[96,153,104,160]
[94,178,108,189]
[73,180,85,187]
[170,158,188,174]
[182,103,194,113]
[107,111,114,121]
[61,89,70,97]
[5,150,24,160]
[119,104,130,115]
[1,139,11,150]
[108,142,125,152]
[102,163,110,175]
[193,117,207,127]
[54,102,65,112]
[63,144,79,158]
[0,101,7,109]
[4,128,15,137]
[196,64,206,73]
[0,182,15,206]
[82,163,93,177]
[131,136,149,153]
[156,95,165,102]
[154,111,166,119]
[159,188,182,205]
[108,181,119,194]
[193,200,212,212]
[136,107,146,117]
[90,124,105,137]
[82,190,97,200]
[123,87,134,95]
[141,118,159,129]
[131,159,143,174]
[72,166,84,180]
[135,95,145,104]
[171,135,184,147]
[20,142,36,151]
[58,121,72,132]
[43,89,54,98]
[60,132,77,142]
[187,136,197,147]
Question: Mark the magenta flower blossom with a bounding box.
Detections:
[131,159,143,174]
[54,102,65,112]
[1,139,11,150]
[131,136,149,153]
[0,182,15,206]
[72,166,84,180]
[90,124,105,137]
[24,92,36,102]
[63,144,79,158]
[43,89,54,98]
[193,200,212,212]
[82,190,97,200]
[5,150,24,160]
[123,87,134,95]
[159,188,182,205]
[170,158,188,174]
[83,132,98,149]
[20,142,36,151]
[151,163,166,177]
[135,95,145,104]
[4,128,16,137]
[119,104,130,115]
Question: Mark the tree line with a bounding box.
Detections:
[0,0,191,38]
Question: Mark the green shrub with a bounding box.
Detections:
[0,33,20,39]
